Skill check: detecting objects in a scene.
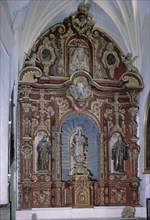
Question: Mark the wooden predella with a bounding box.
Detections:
[18,3,143,209]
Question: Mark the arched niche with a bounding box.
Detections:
[33,131,51,174]
[66,35,93,75]
[60,113,99,181]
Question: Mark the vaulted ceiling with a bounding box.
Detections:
[4,0,150,72]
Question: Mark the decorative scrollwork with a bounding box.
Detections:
[37,37,57,75]
[52,97,70,119]
[33,185,51,207]
[111,183,126,203]
[91,98,108,119]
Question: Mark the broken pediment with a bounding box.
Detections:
[19,2,143,91]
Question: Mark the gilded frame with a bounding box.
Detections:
[143,92,150,173]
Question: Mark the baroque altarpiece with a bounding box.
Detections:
[18,3,144,209]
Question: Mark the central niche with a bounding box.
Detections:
[61,113,99,181]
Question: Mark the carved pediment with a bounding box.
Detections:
[20,2,143,86]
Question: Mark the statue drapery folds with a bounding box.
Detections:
[37,135,51,172]
[70,125,88,162]
[111,135,129,173]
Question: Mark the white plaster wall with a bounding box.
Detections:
[9,32,20,220]
[0,0,16,210]
[0,41,10,205]
[138,11,150,207]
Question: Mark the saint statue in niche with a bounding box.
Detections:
[70,76,91,100]
[69,125,92,180]
[111,135,129,173]
[61,114,99,181]
[75,82,85,99]
[69,40,89,74]
[37,135,51,172]
[70,125,88,163]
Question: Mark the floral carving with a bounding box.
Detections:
[33,185,51,207]
[53,97,70,119]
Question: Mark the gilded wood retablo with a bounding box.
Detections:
[18,3,143,209]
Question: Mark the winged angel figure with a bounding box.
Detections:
[121,53,139,74]
[24,52,40,67]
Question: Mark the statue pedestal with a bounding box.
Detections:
[69,155,93,181]
[72,181,93,208]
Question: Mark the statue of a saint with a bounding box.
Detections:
[69,125,93,180]
[111,135,129,172]
[70,46,89,73]
[76,82,85,99]
[70,76,91,100]
[71,125,88,162]
[37,135,51,172]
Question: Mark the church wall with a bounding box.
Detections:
[0,41,10,205]
[9,33,20,220]
[0,22,11,220]
[0,2,14,206]
[138,11,150,206]
[0,2,18,220]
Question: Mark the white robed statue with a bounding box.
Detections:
[70,125,88,163]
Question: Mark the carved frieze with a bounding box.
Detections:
[33,184,51,207]
[21,145,32,179]
[51,97,70,120]
[91,98,108,120]
[22,183,31,209]
[111,182,126,204]
[128,107,138,141]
